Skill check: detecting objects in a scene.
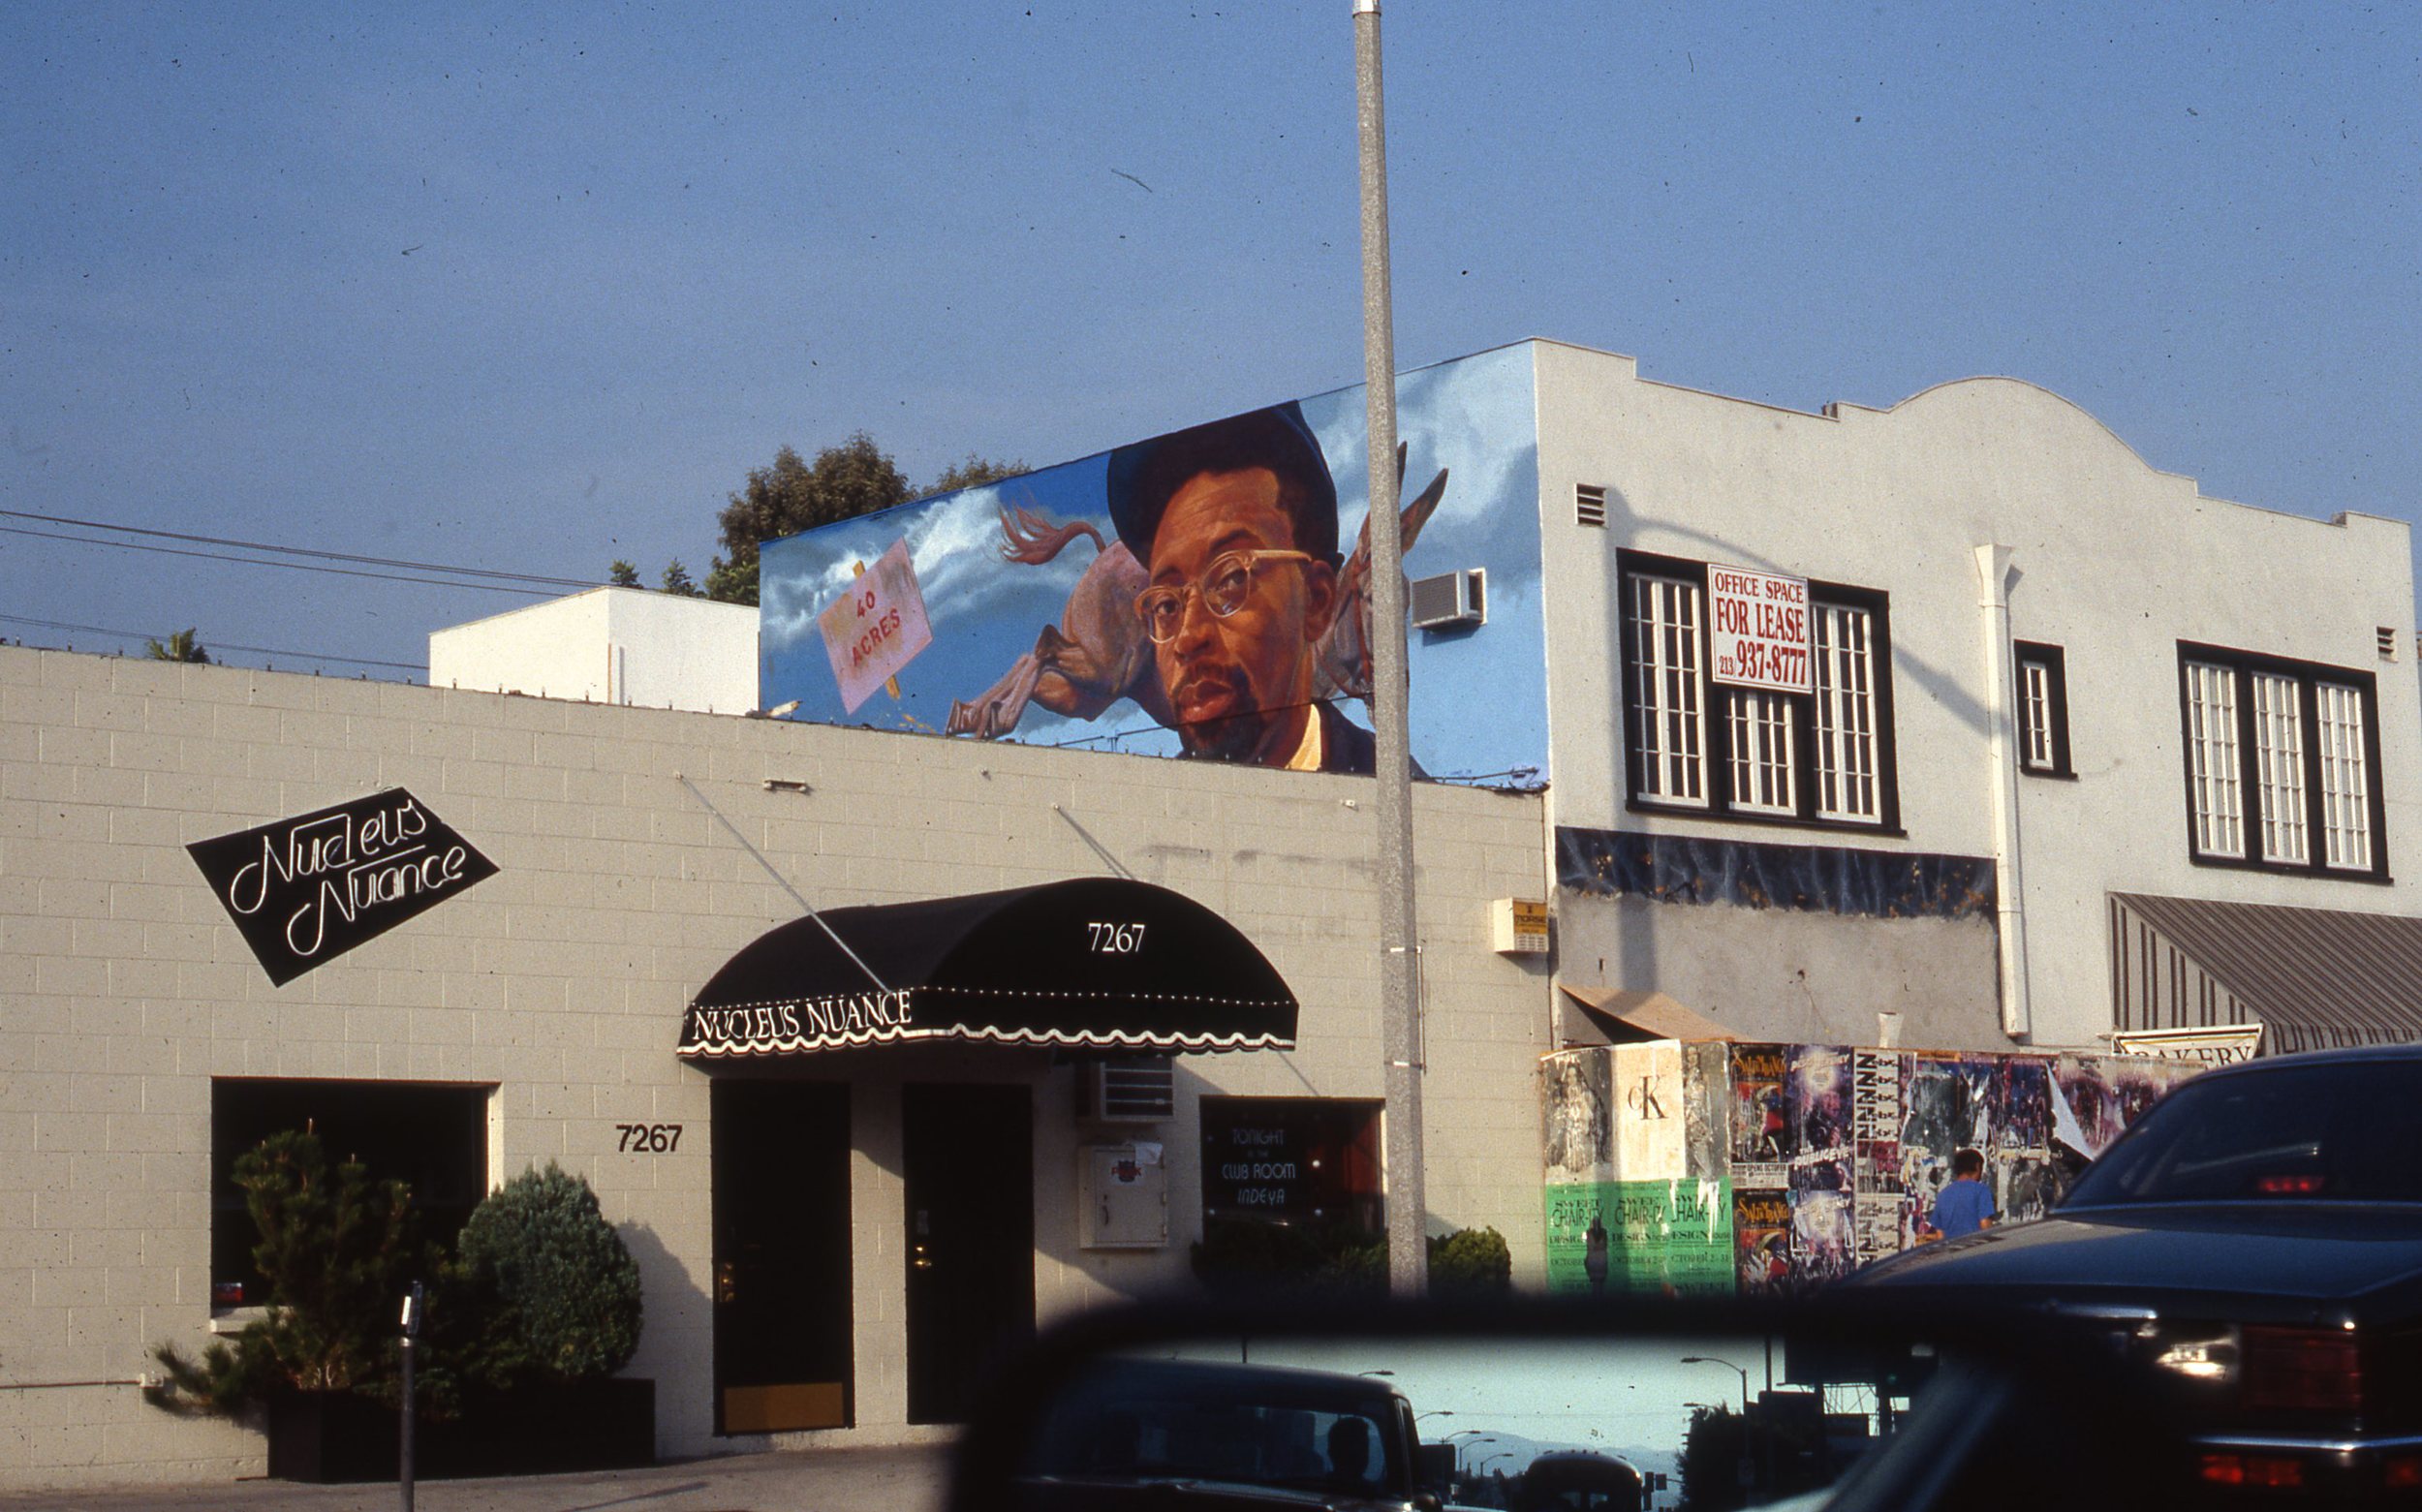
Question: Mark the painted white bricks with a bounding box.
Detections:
[1,643,1554,1491]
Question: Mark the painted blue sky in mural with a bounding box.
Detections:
[761,343,1543,783]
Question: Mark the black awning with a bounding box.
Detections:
[679,878,1298,1059]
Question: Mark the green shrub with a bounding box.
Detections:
[146,1129,426,1415]
[1427,1226,1513,1295]
[450,1162,641,1389]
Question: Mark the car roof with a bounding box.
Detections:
[1085,1355,1406,1409]
[2184,1042,2422,1083]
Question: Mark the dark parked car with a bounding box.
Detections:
[1840,1045,2422,1497]
[1009,1355,1433,1510]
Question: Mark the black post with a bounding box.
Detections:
[399,1280,423,1512]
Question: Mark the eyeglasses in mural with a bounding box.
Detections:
[757,345,1546,783]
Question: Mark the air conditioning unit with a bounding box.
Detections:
[1077,1055,1175,1123]
[1409,568,1486,631]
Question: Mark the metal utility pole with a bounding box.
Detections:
[1353,0,1425,1298]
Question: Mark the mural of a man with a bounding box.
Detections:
[1106,403,1374,774]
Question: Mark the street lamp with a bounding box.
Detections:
[1681,1355,1752,1415]
[1415,1409,1455,1423]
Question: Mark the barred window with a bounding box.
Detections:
[1620,551,1897,832]
[2179,644,2385,879]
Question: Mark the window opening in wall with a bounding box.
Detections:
[2013,641,2073,779]
[2250,672,2308,864]
[1811,602,1879,820]
[2315,682,2374,871]
[2178,643,2387,879]
[1618,550,1899,832]
[2184,661,2244,857]
[1627,573,1707,807]
[1575,483,1607,527]
[1198,1097,1384,1233]
[211,1078,491,1311]
[2377,627,2399,661]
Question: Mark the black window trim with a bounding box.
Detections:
[2174,639,2391,883]
[2013,640,2075,781]
[1618,548,1904,837]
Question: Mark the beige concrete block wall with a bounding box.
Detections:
[0,645,1551,1490]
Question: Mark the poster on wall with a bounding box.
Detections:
[1544,1179,1731,1297]
[757,345,1547,783]
[187,788,498,986]
[1707,564,1812,694]
[1547,1041,2203,1297]
[1543,1051,1614,1185]
[1730,1044,1791,1187]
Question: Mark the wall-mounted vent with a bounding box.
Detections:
[1574,484,1608,527]
[1077,1055,1175,1123]
[2378,627,2400,662]
[1410,569,1486,631]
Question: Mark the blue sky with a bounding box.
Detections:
[4,4,2416,674]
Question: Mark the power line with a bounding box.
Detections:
[0,613,426,671]
[0,507,598,589]
[0,524,556,598]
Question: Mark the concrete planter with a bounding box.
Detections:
[266,1378,656,1483]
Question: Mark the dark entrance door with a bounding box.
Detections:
[712,1079,853,1434]
[903,1082,1036,1424]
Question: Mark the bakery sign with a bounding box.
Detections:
[188,788,498,985]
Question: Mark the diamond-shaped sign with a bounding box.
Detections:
[188,787,497,986]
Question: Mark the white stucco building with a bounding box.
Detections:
[1530,340,2420,1056]
[429,586,758,716]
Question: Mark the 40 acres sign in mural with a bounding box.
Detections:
[1542,1039,2201,1297]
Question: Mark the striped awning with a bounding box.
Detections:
[2110,892,2422,1055]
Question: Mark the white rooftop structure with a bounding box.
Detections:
[430,586,759,715]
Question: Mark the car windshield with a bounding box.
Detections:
[1022,1369,1399,1496]
[2064,1061,2422,1206]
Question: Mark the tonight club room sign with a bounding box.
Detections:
[188,788,498,985]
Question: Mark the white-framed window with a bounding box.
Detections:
[2013,641,2073,778]
[2250,672,2308,864]
[1620,551,1898,831]
[1812,602,1879,821]
[2179,644,2386,879]
[2185,661,2243,857]
[2021,662,2055,768]
[2315,681,2373,871]
[1627,573,1707,806]
[1725,690,1796,814]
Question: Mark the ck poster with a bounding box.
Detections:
[1542,1040,2205,1297]
[758,344,1546,784]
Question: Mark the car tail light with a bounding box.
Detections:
[2197,1453,2306,1489]
[2384,1456,2422,1491]
[2253,1174,2326,1195]
[2240,1326,2363,1413]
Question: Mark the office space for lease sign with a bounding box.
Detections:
[1709,565,1811,694]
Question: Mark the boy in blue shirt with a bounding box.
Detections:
[1919,1148,1998,1241]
